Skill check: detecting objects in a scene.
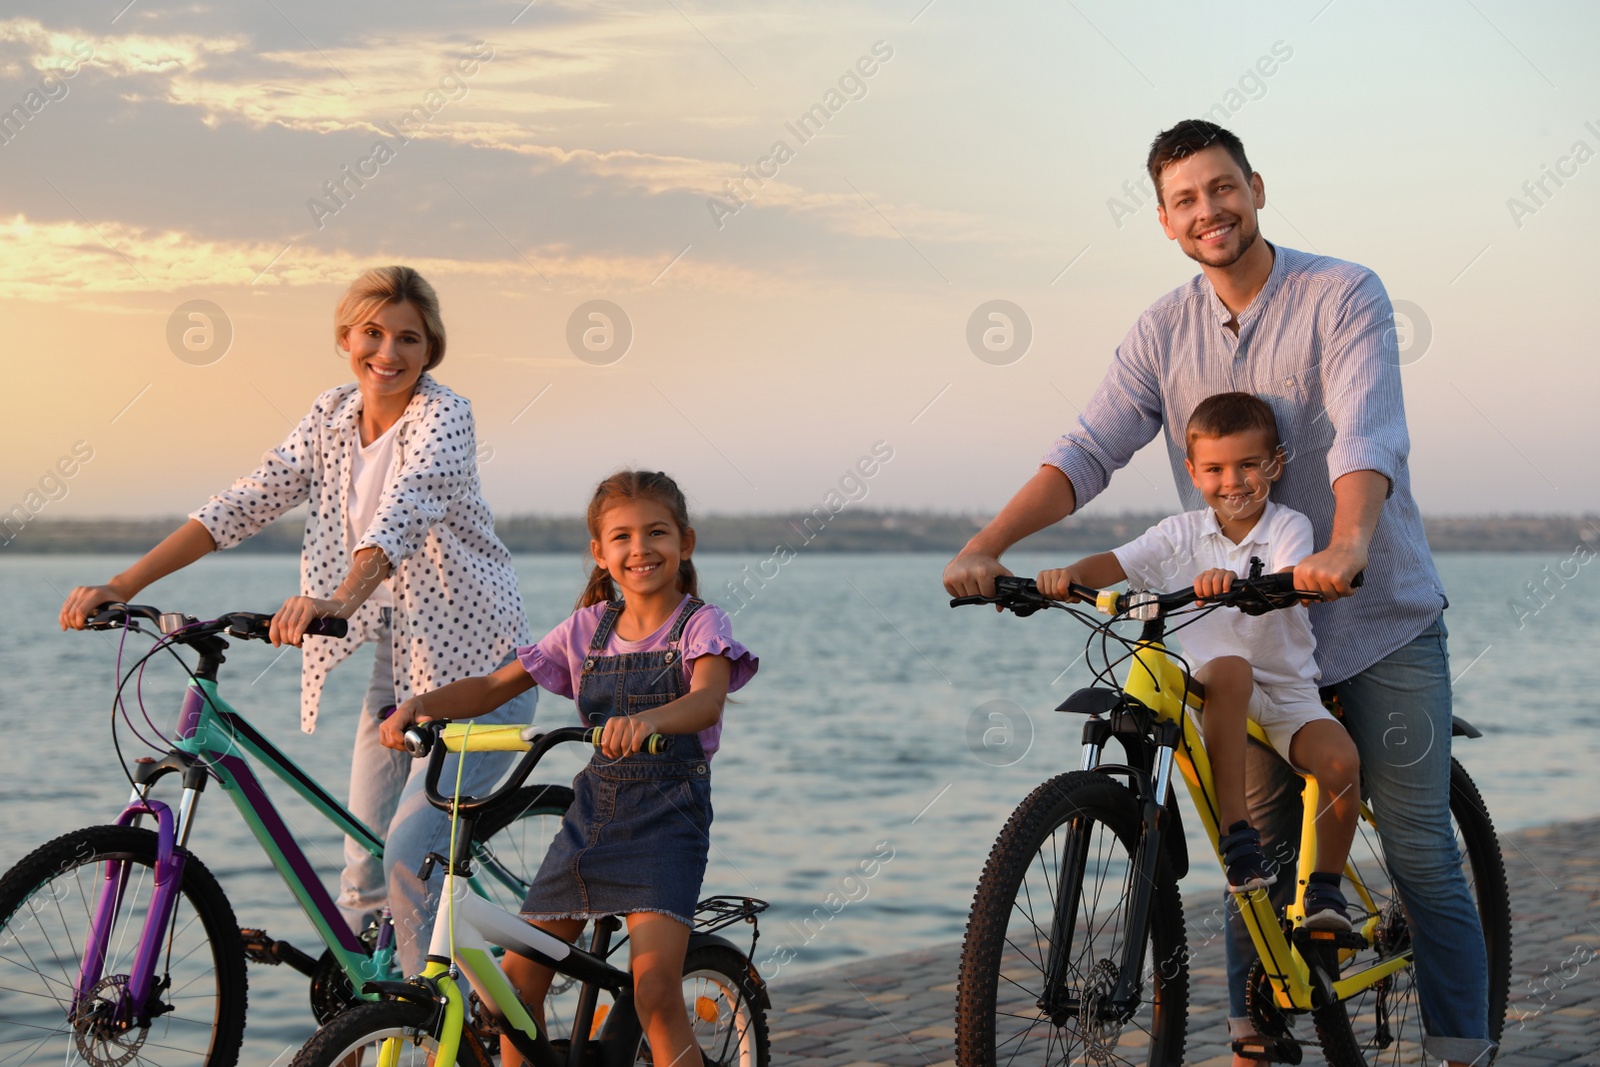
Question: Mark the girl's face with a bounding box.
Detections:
[591,497,695,601]
[341,300,430,404]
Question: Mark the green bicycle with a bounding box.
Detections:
[0,603,572,1066]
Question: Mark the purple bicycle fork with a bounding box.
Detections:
[75,798,188,1024]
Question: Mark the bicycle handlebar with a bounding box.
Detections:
[84,603,349,642]
[406,721,673,816]
[950,570,1363,621]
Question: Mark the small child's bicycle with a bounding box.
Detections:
[290,719,771,1067]
[0,603,573,1066]
[949,572,1512,1066]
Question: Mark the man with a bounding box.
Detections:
[943,119,1492,1066]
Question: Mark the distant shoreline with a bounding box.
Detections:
[5,511,1597,554]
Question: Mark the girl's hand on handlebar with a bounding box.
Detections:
[379,698,428,751]
[599,713,658,759]
[59,583,130,630]
[269,595,347,647]
[1192,568,1235,604]
[1036,568,1086,602]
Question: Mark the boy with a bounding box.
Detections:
[1037,391,1360,931]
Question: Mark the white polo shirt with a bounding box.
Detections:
[1111,500,1320,689]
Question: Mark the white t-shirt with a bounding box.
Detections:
[1111,500,1319,688]
[346,421,400,608]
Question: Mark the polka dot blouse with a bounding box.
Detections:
[190,375,532,732]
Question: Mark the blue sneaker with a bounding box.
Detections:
[1219,821,1276,893]
[1302,875,1353,932]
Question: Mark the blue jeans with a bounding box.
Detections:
[338,611,537,975]
[1224,616,1494,1065]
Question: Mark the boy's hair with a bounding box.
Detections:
[1185,392,1280,456]
[1147,120,1253,206]
[578,470,699,610]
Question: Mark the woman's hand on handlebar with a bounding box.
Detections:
[1191,567,1236,605]
[269,595,350,648]
[59,583,131,630]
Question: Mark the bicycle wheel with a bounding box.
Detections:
[0,824,247,1067]
[956,770,1188,1067]
[468,783,578,1036]
[629,942,768,1067]
[1311,757,1511,1066]
[289,998,492,1067]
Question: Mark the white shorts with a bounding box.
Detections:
[1246,680,1338,769]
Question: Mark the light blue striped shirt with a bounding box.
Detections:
[1042,243,1446,685]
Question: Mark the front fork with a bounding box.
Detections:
[1041,716,1179,1023]
[78,776,204,1027]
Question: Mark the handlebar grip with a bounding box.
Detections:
[583,727,671,755]
[440,723,532,752]
[306,617,348,638]
[1350,570,1365,588]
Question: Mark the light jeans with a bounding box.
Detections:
[338,610,537,976]
[1224,616,1495,1066]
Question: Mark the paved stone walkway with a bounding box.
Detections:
[767,817,1600,1065]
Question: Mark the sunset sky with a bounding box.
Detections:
[2,0,1596,526]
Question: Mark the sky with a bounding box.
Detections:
[2,0,1597,525]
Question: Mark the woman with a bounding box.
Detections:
[58,266,535,975]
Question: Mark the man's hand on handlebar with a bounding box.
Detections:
[943,550,1013,601]
[1293,544,1367,601]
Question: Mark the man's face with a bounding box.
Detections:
[1156,145,1266,270]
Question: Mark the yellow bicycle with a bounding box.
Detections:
[950,572,1510,1066]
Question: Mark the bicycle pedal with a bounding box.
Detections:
[1292,926,1368,951]
[1232,1037,1302,1064]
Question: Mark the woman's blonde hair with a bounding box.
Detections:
[334,266,447,370]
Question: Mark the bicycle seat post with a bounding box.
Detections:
[565,916,622,1066]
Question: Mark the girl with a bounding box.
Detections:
[380,470,757,1066]
[58,266,536,976]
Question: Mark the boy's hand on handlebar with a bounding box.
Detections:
[599,713,658,759]
[1192,568,1235,604]
[59,583,129,630]
[1293,545,1367,601]
[269,595,348,648]
[379,698,429,751]
[1036,568,1087,603]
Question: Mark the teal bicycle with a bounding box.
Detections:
[0,603,573,1066]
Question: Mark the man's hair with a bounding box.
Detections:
[1185,392,1279,456]
[1147,120,1253,206]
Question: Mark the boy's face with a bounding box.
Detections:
[1184,429,1283,526]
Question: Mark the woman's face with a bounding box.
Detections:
[341,300,429,403]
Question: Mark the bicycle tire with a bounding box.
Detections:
[289,998,493,1067]
[955,770,1188,1067]
[0,824,247,1067]
[1312,757,1511,1066]
[664,943,770,1067]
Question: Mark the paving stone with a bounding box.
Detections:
[765,818,1600,1063]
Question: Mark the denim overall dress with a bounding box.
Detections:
[519,597,713,925]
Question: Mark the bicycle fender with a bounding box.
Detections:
[360,979,446,1011]
[1451,716,1482,739]
[686,932,772,1009]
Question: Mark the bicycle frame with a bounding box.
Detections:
[1111,637,1412,1013]
[81,677,395,1021]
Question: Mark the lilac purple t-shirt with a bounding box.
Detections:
[515,596,758,758]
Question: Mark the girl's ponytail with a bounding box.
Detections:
[576,564,617,611]
[578,470,697,610]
